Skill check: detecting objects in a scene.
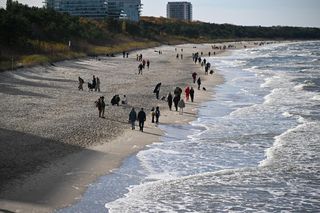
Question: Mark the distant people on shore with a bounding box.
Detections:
[122,95,127,105]
[95,96,105,118]
[147,60,150,69]
[173,87,183,110]
[197,77,201,90]
[155,106,160,124]
[142,59,146,69]
[129,108,137,130]
[111,95,120,106]
[167,92,173,111]
[138,108,146,132]
[153,83,162,100]
[178,99,185,115]
[78,77,84,91]
[185,86,190,101]
[192,72,197,84]
[151,107,155,123]
[206,62,211,75]
[138,63,143,75]
[88,75,96,91]
[190,87,195,102]
[173,95,180,111]
[95,77,100,92]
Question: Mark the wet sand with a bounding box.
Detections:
[0,42,251,212]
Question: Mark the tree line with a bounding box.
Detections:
[1,1,320,55]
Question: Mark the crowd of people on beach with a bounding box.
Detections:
[77,45,216,131]
[136,53,152,75]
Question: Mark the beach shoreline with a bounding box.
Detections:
[0,42,259,213]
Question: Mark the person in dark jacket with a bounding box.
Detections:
[192,72,197,84]
[153,83,161,99]
[138,108,146,132]
[78,77,84,90]
[96,96,105,118]
[138,63,143,75]
[197,77,201,90]
[190,87,195,102]
[151,107,155,123]
[129,108,137,130]
[173,95,180,111]
[111,95,120,106]
[167,92,173,111]
[92,75,96,89]
[147,60,150,69]
[155,106,160,124]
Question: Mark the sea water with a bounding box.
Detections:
[59,41,320,212]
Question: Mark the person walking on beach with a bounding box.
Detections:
[167,92,173,111]
[185,86,190,101]
[138,108,146,132]
[178,99,185,115]
[142,59,146,69]
[192,72,197,84]
[92,75,96,90]
[153,83,162,100]
[151,107,155,123]
[147,60,150,69]
[78,76,84,91]
[129,107,137,130]
[96,96,105,118]
[138,63,143,75]
[155,106,160,124]
[190,87,195,102]
[197,77,201,90]
[95,77,100,92]
[173,95,180,112]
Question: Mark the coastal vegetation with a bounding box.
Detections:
[1,1,320,70]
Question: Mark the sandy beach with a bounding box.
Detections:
[0,42,251,212]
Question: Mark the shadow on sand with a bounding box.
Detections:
[0,128,105,207]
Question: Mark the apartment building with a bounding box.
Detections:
[167,1,192,21]
[46,0,141,21]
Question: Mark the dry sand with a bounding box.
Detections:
[0,42,252,212]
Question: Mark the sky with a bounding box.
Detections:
[0,0,319,27]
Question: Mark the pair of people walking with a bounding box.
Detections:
[129,108,147,132]
[185,86,195,102]
[129,106,160,132]
[151,107,160,124]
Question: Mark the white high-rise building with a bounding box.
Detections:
[167,1,192,21]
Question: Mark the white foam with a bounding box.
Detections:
[282,111,293,118]
[259,121,310,167]
[311,95,320,101]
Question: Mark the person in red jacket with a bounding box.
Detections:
[185,86,190,101]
